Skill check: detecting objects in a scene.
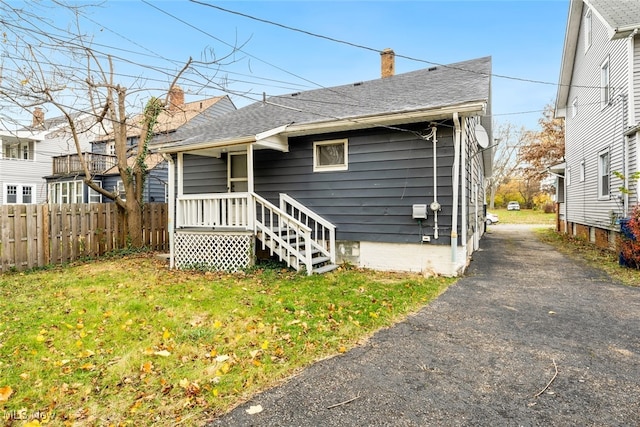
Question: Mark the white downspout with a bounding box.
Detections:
[624,134,630,217]
[461,120,468,259]
[162,153,176,269]
[451,112,461,275]
[432,125,439,240]
[628,29,637,127]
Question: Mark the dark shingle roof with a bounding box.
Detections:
[162,56,491,150]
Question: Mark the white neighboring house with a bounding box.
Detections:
[555,0,640,247]
[0,108,94,205]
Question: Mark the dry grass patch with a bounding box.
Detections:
[536,228,639,287]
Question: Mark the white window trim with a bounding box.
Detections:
[4,183,36,204]
[88,181,102,204]
[117,180,126,201]
[601,57,611,109]
[597,148,610,200]
[584,9,592,53]
[48,180,98,204]
[313,138,348,172]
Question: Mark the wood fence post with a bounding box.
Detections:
[43,204,50,266]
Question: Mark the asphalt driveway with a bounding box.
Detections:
[206,224,640,426]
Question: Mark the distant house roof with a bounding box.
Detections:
[556,0,640,112]
[96,93,230,142]
[156,56,491,153]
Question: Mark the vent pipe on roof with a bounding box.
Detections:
[381,48,395,78]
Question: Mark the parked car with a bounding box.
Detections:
[486,212,499,225]
[507,201,521,211]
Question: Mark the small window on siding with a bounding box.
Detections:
[580,160,585,182]
[117,180,126,201]
[313,139,348,172]
[106,141,116,156]
[601,57,610,108]
[22,186,32,204]
[571,97,578,118]
[4,184,35,204]
[88,182,102,204]
[6,185,17,204]
[584,9,592,52]
[598,149,610,199]
[567,166,572,186]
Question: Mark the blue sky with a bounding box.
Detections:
[23,0,570,130]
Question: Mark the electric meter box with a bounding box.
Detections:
[412,204,428,219]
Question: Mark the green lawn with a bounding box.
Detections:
[0,256,454,425]
[488,208,556,225]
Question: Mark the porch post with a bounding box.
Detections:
[162,153,176,269]
[247,144,255,229]
[247,144,255,193]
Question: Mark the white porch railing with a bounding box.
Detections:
[176,193,251,229]
[280,193,337,264]
[175,192,336,275]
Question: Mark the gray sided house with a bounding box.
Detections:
[156,53,493,277]
[46,90,236,205]
[555,0,640,246]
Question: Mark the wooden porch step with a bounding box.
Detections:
[313,263,339,274]
[311,256,331,265]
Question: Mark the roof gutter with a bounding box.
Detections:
[284,101,486,137]
[156,136,256,154]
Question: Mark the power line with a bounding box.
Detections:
[188,0,616,93]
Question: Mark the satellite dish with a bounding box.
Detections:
[475,125,489,149]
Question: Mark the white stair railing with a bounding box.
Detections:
[252,193,313,274]
[279,193,336,264]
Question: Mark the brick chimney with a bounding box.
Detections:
[32,107,44,128]
[168,85,185,112]
[381,48,395,78]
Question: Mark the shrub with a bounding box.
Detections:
[620,205,640,269]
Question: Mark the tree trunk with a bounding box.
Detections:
[125,197,144,248]
[489,184,497,209]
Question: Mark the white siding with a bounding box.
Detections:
[634,35,640,123]
[0,123,94,204]
[564,5,631,229]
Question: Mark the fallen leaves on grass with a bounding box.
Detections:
[0,385,13,401]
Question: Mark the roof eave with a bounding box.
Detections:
[556,0,583,114]
[156,101,487,154]
[285,101,488,137]
[157,136,256,154]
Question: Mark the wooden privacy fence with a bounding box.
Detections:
[0,203,168,273]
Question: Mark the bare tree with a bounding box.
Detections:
[486,122,528,209]
[0,1,235,247]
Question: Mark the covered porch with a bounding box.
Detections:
[165,139,337,275]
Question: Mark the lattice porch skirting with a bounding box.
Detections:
[174,230,254,272]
